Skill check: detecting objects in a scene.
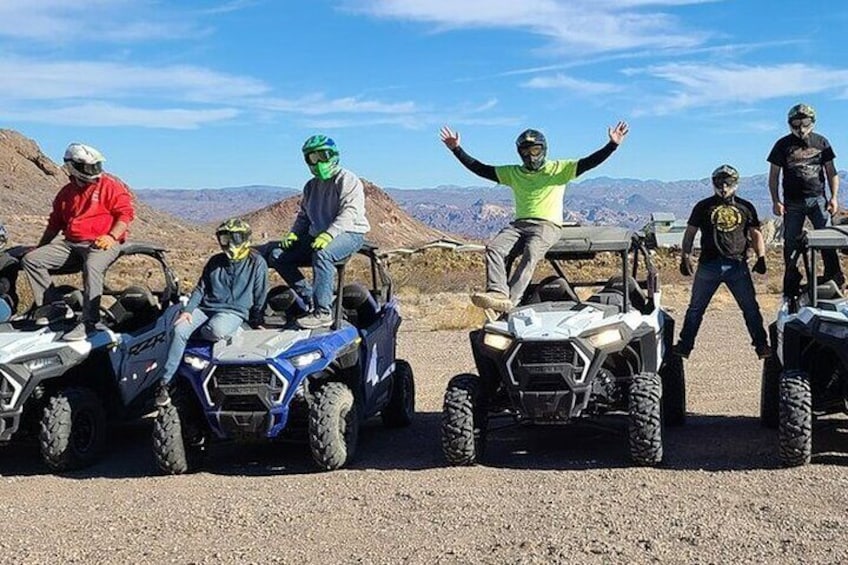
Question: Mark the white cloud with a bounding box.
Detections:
[344,0,708,53]
[0,58,269,102]
[0,1,203,43]
[522,73,620,94]
[629,63,848,114]
[0,103,239,130]
[256,94,418,115]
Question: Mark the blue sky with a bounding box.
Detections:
[2,0,847,190]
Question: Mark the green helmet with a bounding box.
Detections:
[302,135,341,180]
[215,218,252,261]
[788,103,816,122]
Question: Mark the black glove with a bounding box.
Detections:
[753,256,767,275]
[679,255,693,277]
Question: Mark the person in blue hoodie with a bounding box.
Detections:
[270,135,370,329]
[156,218,268,406]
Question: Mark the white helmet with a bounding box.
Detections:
[63,143,105,184]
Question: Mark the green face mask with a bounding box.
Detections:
[309,159,340,180]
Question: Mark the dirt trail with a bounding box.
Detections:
[1,294,847,564]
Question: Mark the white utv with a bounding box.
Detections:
[761,227,848,466]
[441,226,683,467]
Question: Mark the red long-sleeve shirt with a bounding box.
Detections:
[47,174,136,243]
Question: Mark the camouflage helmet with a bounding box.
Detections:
[788,103,816,122]
[215,218,252,261]
[711,164,739,184]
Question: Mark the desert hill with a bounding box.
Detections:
[241,179,448,248]
[0,129,209,250]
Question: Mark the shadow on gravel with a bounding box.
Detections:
[3,411,848,479]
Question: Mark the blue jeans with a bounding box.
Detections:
[161,309,243,384]
[270,232,364,315]
[677,258,767,354]
[783,196,843,295]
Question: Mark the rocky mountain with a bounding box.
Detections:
[0,129,209,249]
[241,180,448,247]
[137,174,789,240]
[138,185,297,223]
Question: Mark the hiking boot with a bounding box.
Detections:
[61,322,89,341]
[297,311,333,329]
[34,303,74,326]
[756,344,772,360]
[672,343,691,359]
[470,291,513,313]
[155,380,172,408]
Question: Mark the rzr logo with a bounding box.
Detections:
[129,332,166,356]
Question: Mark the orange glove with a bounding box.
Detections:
[93,234,117,250]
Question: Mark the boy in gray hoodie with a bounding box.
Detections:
[271,135,370,329]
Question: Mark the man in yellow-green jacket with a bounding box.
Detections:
[440,122,629,311]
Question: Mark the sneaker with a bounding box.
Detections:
[154,380,171,408]
[756,344,772,360]
[297,311,333,329]
[61,322,89,341]
[34,303,74,326]
[470,291,513,313]
[672,343,691,359]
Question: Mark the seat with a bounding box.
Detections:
[341,283,380,329]
[108,285,159,329]
[587,275,648,313]
[265,285,309,321]
[521,276,579,305]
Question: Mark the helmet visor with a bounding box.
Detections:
[216,231,248,246]
[518,145,544,158]
[712,175,737,188]
[65,160,102,178]
[304,149,335,165]
[789,117,814,128]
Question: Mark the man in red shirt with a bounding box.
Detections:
[22,143,135,340]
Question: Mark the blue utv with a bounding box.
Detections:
[152,242,415,474]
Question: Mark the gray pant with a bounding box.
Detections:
[22,240,122,323]
[486,220,562,304]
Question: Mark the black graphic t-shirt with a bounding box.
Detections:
[767,133,836,200]
[688,196,761,262]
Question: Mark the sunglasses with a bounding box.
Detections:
[518,145,544,157]
[216,232,248,246]
[304,149,334,165]
[789,117,813,127]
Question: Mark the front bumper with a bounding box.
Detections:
[473,332,594,421]
[184,361,297,440]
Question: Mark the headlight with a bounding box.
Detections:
[290,350,322,368]
[22,355,62,373]
[483,332,513,351]
[183,354,210,371]
[585,328,624,348]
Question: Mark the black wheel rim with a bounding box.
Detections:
[72,411,97,453]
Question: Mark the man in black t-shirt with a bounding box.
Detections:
[767,103,842,295]
[674,165,770,359]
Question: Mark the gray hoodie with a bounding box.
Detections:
[290,168,370,238]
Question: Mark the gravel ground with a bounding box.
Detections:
[2,294,848,564]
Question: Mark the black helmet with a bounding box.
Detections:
[515,129,547,171]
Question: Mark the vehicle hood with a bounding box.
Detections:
[212,328,313,363]
[0,327,115,364]
[486,303,642,341]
